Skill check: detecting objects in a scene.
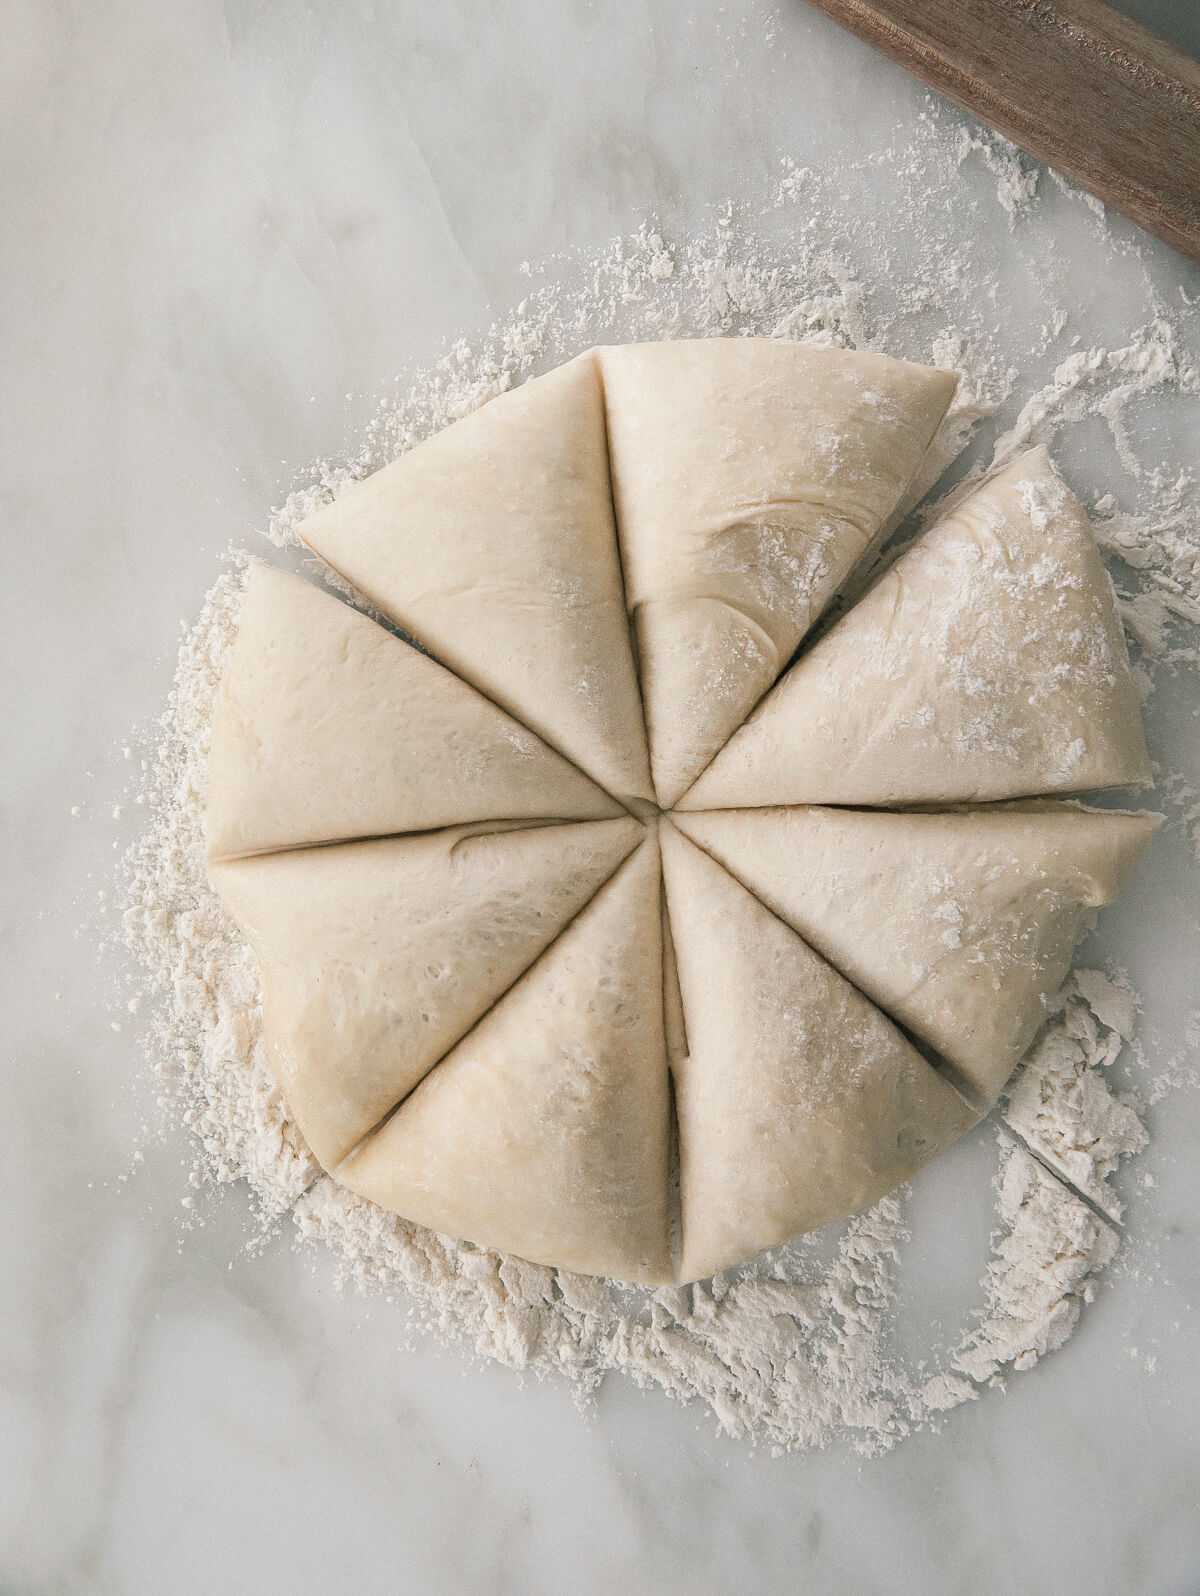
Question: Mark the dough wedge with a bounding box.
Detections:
[675,802,1161,1107]
[207,565,621,860]
[683,448,1151,809]
[599,340,956,806]
[298,352,652,808]
[338,837,673,1285]
[209,817,641,1168]
[660,823,977,1284]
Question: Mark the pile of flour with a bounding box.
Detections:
[120,104,1200,1454]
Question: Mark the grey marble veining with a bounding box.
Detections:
[4,2,1200,1592]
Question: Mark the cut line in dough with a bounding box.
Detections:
[660,822,979,1284]
[599,340,957,807]
[210,817,642,1168]
[207,565,623,860]
[681,447,1151,810]
[674,801,1161,1107]
[338,836,673,1284]
[297,351,654,808]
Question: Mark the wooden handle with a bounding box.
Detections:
[803,0,1200,264]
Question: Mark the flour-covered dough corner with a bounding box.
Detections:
[683,447,1151,809]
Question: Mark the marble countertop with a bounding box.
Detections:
[5,3,1200,1592]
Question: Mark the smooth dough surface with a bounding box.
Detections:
[209,818,640,1168]
[599,340,956,806]
[297,352,653,807]
[675,802,1161,1107]
[206,565,621,860]
[339,838,673,1285]
[683,447,1151,810]
[660,824,978,1284]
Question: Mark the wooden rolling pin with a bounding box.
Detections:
[802,0,1200,264]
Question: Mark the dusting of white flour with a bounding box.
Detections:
[119,104,1200,1455]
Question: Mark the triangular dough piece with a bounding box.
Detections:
[296,353,653,807]
[675,803,1161,1107]
[660,824,977,1284]
[208,817,641,1169]
[598,341,957,806]
[684,448,1151,810]
[207,566,622,860]
[338,838,673,1284]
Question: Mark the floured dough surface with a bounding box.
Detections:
[684,448,1150,809]
[297,352,653,808]
[340,838,673,1283]
[206,344,1157,1284]
[661,824,978,1284]
[675,802,1160,1107]
[600,340,956,806]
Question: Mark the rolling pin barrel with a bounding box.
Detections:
[803,0,1200,264]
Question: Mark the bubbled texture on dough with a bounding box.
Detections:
[206,344,1157,1284]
